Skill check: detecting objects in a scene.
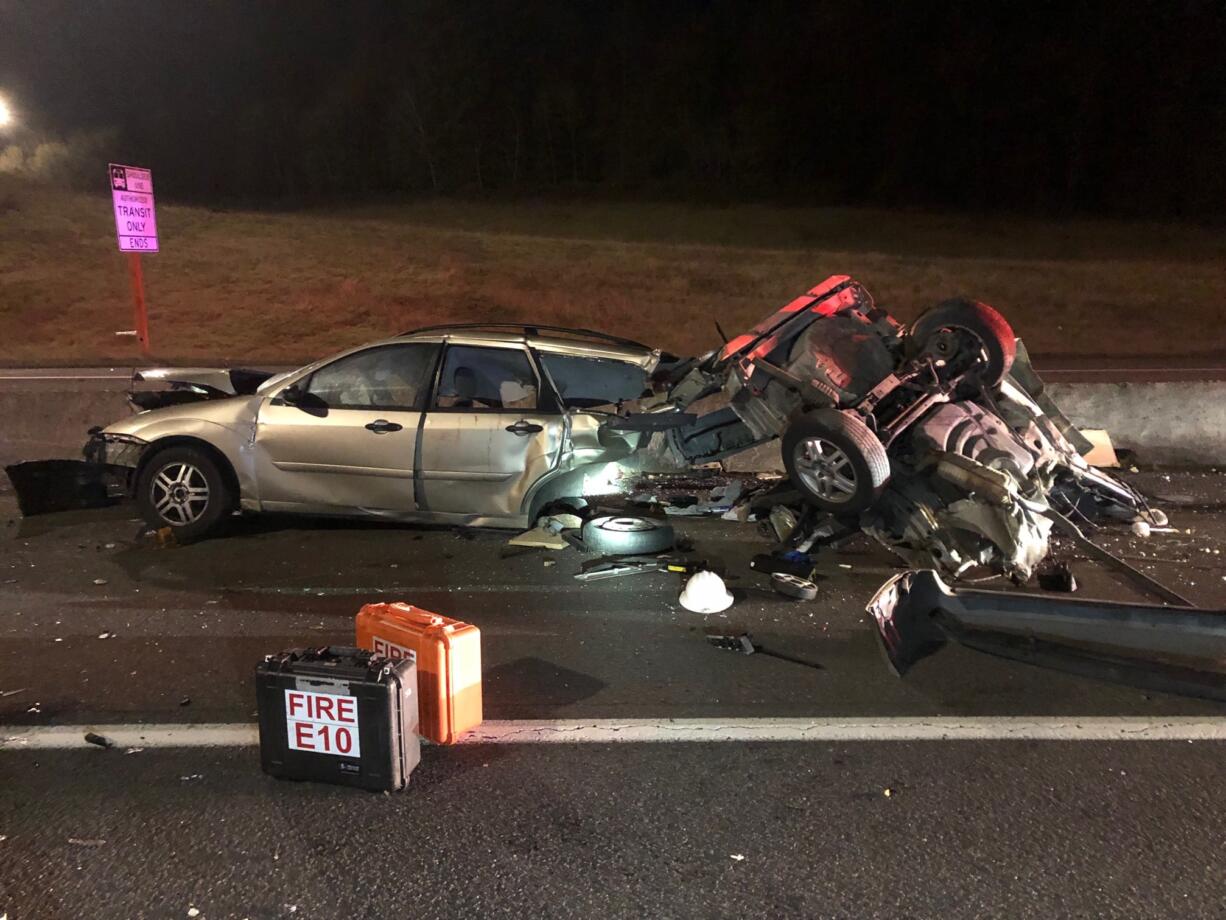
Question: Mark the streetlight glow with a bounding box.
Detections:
[0,96,12,127]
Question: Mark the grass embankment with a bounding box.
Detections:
[2,178,1224,365]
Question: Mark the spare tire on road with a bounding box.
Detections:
[581,516,675,555]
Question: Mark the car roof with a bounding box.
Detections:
[394,323,657,366]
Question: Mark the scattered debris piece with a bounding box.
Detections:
[705,627,825,670]
[97,631,113,640]
[179,696,192,707]
[187,908,201,918]
[543,559,556,568]
[768,506,799,542]
[576,557,661,581]
[92,578,108,586]
[729,854,746,862]
[770,572,818,601]
[1037,562,1077,593]
[1079,429,1120,468]
[751,552,814,579]
[507,526,569,550]
[0,688,27,698]
[67,837,107,847]
[83,732,113,749]
[536,512,584,531]
[883,788,894,798]
[679,570,735,613]
[124,747,144,755]
[180,774,204,782]
[1131,521,1152,538]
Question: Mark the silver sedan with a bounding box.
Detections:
[88,325,672,541]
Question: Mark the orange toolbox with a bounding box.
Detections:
[355,603,483,744]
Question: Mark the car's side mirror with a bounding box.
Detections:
[279,382,328,417]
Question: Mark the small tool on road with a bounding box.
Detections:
[574,555,716,582]
[704,627,824,671]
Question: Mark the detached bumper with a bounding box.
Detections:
[4,459,134,516]
[868,569,1226,703]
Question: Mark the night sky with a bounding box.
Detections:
[2,0,1224,217]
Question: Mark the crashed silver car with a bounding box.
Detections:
[87,325,684,540]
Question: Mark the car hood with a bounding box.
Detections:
[105,393,259,438]
[134,366,278,396]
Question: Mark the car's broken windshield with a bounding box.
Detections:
[306,343,438,411]
[538,352,648,409]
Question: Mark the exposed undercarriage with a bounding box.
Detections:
[660,275,1157,582]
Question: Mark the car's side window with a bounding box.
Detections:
[305,343,439,411]
[537,352,649,409]
[434,345,538,411]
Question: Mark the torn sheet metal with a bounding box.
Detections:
[868,569,1226,702]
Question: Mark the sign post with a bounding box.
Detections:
[108,163,159,355]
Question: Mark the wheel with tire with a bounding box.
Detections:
[782,409,890,513]
[905,298,1016,394]
[581,515,675,555]
[136,445,232,542]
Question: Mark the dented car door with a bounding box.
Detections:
[417,342,564,519]
[254,343,439,514]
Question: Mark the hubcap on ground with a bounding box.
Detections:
[793,437,858,503]
[151,462,210,525]
[602,518,656,532]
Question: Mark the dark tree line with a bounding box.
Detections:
[4,0,1225,217]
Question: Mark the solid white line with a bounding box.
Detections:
[5,717,1226,750]
[0,374,128,381]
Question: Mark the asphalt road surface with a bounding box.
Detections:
[2,470,1225,918]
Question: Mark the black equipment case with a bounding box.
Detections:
[256,646,421,792]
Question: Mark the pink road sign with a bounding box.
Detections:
[109,163,159,253]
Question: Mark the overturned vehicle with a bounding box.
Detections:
[660,275,1157,580]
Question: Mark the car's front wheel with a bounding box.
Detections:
[136,445,232,542]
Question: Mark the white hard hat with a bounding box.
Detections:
[679,570,735,614]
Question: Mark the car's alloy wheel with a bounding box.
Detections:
[791,437,858,504]
[781,409,890,514]
[136,445,232,542]
[150,461,211,525]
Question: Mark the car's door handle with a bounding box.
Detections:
[506,420,544,435]
[365,419,403,433]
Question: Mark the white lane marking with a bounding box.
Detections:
[4,717,1226,750]
[0,375,129,381]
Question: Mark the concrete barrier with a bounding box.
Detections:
[1047,382,1225,467]
[0,388,130,469]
